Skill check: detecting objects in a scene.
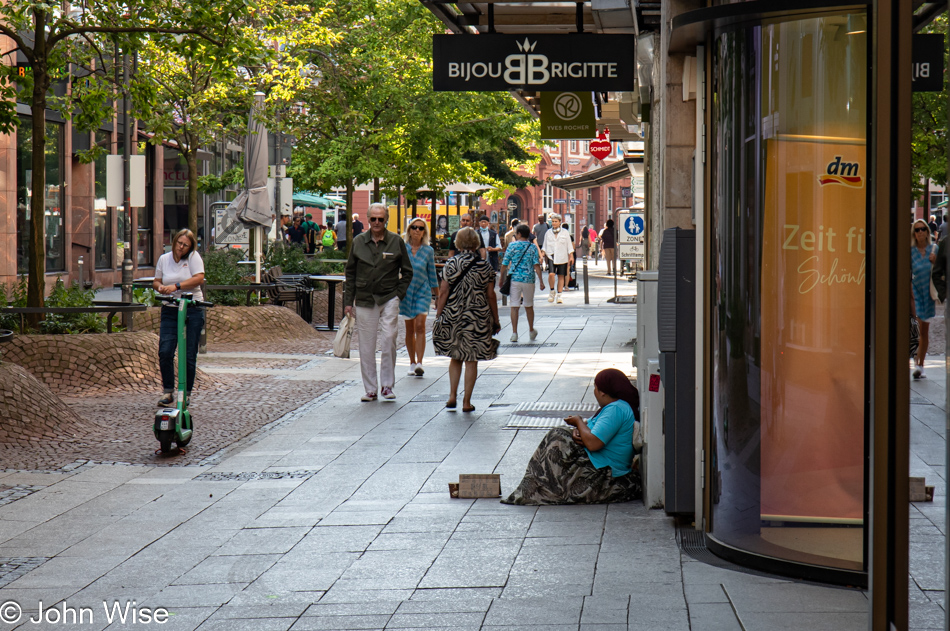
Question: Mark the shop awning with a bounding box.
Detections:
[292,192,331,209]
[551,159,642,192]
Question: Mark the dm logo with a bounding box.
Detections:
[819,156,864,188]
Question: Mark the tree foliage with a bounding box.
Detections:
[0,0,246,310]
[136,0,337,235]
[284,0,538,252]
[911,15,948,201]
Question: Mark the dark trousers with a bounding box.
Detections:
[159,306,205,394]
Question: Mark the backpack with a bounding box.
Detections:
[322,230,336,247]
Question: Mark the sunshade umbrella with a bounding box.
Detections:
[228,93,272,227]
[226,92,272,282]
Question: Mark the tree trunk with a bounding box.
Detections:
[345,178,354,258]
[27,29,52,317]
[373,177,380,204]
[186,149,199,236]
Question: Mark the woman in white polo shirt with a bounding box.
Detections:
[152,229,205,407]
[542,214,574,304]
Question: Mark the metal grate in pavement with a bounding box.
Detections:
[499,343,557,348]
[504,402,601,429]
[678,526,778,579]
[0,557,49,588]
[910,394,934,405]
[193,470,319,482]
[411,393,496,402]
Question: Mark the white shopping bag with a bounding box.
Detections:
[333,314,355,358]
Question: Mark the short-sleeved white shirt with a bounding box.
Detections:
[155,251,205,301]
[543,228,574,264]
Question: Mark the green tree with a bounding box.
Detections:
[0,1,244,311]
[137,0,336,236]
[911,15,947,202]
[285,0,537,254]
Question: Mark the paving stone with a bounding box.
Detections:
[483,597,584,626]
[173,554,281,585]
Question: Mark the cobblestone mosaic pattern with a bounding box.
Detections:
[135,305,321,344]
[0,375,340,470]
[0,363,88,444]
[0,558,48,589]
[2,332,221,395]
[0,485,45,507]
[198,357,311,370]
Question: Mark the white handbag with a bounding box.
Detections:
[333,314,355,358]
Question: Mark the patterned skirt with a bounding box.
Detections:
[502,427,642,505]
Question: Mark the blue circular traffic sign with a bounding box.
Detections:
[624,215,644,236]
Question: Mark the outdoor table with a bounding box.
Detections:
[308,275,345,331]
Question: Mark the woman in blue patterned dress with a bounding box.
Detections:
[911,219,937,379]
[400,217,440,376]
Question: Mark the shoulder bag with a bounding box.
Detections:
[500,244,531,297]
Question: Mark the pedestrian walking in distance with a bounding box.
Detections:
[400,217,439,377]
[344,203,413,401]
[542,213,574,304]
[911,218,937,379]
[433,227,500,413]
[501,224,545,342]
[600,220,616,275]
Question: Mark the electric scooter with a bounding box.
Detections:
[154,293,213,455]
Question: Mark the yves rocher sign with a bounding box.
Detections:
[433,34,636,92]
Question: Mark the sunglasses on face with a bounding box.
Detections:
[915,227,929,233]
[409,225,425,231]
[369,217,386,223]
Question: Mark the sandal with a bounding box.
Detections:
[462,405,476,413]
[446,400,457,409]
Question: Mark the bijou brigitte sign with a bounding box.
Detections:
[432,34,636,92]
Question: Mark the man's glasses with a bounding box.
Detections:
[409,225,425,231]
[369,217,386,223]
[915,227,929,233]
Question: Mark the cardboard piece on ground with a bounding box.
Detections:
[910,477,932,502]
[457,474,501,498]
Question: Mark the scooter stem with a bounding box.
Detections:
[177,297,189,412]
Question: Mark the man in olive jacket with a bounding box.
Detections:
[344,202,413,402]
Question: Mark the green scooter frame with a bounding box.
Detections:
[154,292,212,454]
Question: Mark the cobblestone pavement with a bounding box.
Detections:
[0,374,340,471]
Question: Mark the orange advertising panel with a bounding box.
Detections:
[760,137,865,523]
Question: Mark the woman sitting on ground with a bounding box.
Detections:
[502,368,642,505]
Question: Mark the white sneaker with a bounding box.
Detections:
[414,364,425,376]
[529,329,538,341]
[913,364,923,379]
[547,291,555,303]
[510,332,518,343]
[556,294,563,304]
[408,364,417,376]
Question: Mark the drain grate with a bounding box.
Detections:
[0,557,49,588]
[499,343,557,348]
[678,527,778,579]
[910,394,934,405]
[193,470,318,482]
[504,402,600,429]
[411,393,496,402]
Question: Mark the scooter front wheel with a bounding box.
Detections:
[157,430,175,454]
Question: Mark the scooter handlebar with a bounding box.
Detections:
[154,295,214,308]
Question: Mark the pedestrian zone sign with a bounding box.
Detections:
[617,210,644,261]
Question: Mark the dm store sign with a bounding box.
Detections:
[433,34,636,92]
